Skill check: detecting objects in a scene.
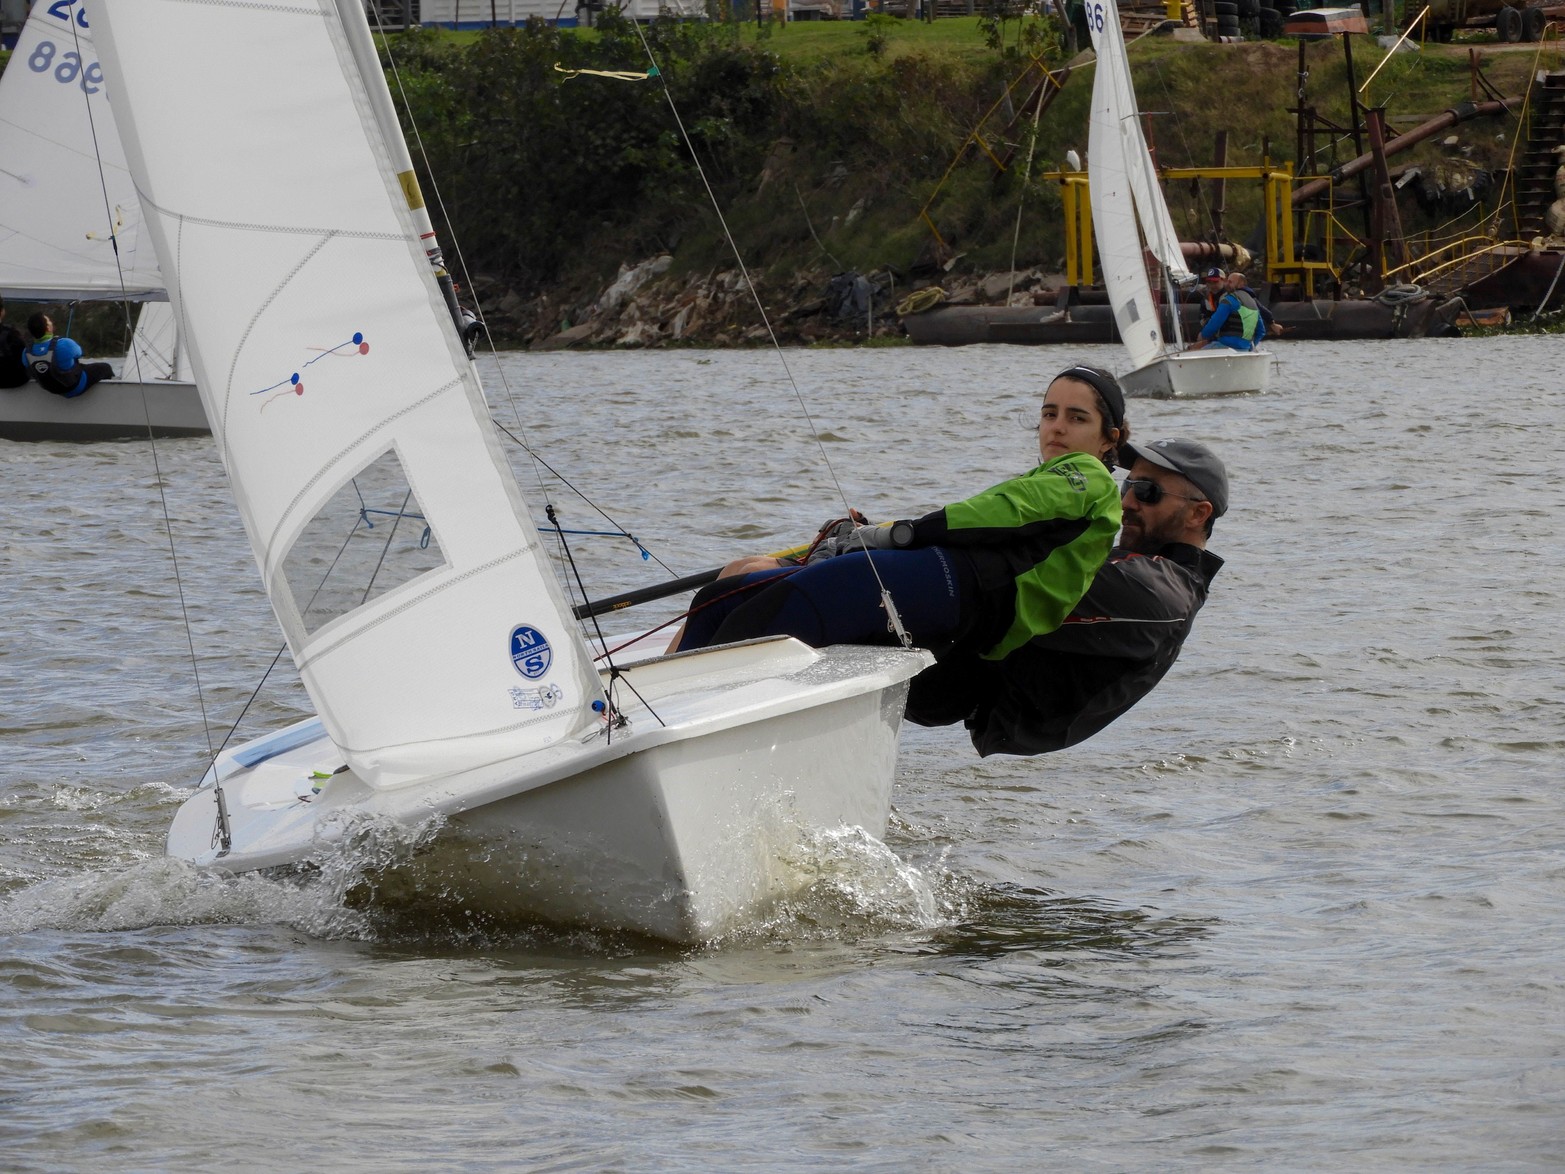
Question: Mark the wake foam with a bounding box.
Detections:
[0,811,445,941]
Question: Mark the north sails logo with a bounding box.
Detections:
[509,624,552,679]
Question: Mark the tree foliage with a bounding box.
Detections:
[389,15,785,294]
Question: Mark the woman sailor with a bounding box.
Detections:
[670,363,1128,671]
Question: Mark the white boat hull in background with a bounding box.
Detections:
[0,376,207,441]
[166,638,932,944]
[1119,347,1273,399]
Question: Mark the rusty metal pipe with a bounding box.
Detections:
[1292,97,1514,204]
[1180,241,1244,263]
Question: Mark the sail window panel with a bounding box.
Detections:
[282,448,449,636]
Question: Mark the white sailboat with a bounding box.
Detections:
[0,0,205,440]
[93,0,931,942]
[1085,0,1271,398]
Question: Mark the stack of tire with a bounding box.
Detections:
[1496,2,1547,42]
[1257,0,1292,37]
[1212,0,1240,38]
[1213,0,1290,40]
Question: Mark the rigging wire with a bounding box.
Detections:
[546,504,664,735]
[370,11,658,641]
[371,13,562,511]
[1149,56,1216,244]
[192,505,401,796]
[488,418,678,577]
[621,17,913,647]
[358,487,414,607]
[67,7,221,774]
[377,14,913,648]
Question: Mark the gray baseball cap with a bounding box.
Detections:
[1119,438,1228,518]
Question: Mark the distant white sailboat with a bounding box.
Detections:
[0,0,205,440]
[1085,0,1271,398]
[94,0,931,943]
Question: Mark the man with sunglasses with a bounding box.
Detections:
[907,438,1226,757]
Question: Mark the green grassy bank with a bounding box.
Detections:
[391,16,1557,338]
[3,17,1560,347]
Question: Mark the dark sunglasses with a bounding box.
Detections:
[1121,478,1205,506]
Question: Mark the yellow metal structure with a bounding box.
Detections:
[1058,176,1093,287]
[1033,161,1383,296]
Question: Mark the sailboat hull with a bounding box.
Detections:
[166,638,932,944]
[1119,348,1274,399]
[0,377,207,441]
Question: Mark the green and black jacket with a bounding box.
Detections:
[899,450,1121,660]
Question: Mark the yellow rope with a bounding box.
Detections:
[554,63,658,82]
[896,287,948,316]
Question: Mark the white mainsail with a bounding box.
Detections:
[95,0,606,786]
[0,0,163,301]
[1085,0,1195,366]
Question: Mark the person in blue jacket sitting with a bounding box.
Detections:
[1188,270,1265,353]
[24,312,115,397]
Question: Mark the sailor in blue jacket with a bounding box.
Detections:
[24,313,115,397]
[1189,271,1270,353]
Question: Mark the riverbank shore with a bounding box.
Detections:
[477,256,1077,349]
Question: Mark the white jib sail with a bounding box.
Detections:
[95,0,606,787]
[0,0,164,301]
[1085,0,1165,370]
[126,300,185,382]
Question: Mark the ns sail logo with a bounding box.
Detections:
[509,625,553,680]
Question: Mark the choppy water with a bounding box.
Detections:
[3,337,1562,1169]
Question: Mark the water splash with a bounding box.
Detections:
[713,825,973,946]
[0,857,360,938]
[0,810,448,942]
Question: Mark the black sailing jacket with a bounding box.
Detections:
[906,542,1222,757]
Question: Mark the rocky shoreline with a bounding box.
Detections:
[470,255,1069,350]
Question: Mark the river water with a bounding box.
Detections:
[2,337,1561,1169]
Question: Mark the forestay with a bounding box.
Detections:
[0,0,163,301]
[95,0,606,786]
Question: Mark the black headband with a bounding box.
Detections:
[1054,364,1126,430]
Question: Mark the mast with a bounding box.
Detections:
[333,0,469,346]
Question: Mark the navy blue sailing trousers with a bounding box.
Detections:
[674,547,976,653]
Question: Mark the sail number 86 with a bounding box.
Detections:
[26,40,104,94]
[1087,1,1107,31]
